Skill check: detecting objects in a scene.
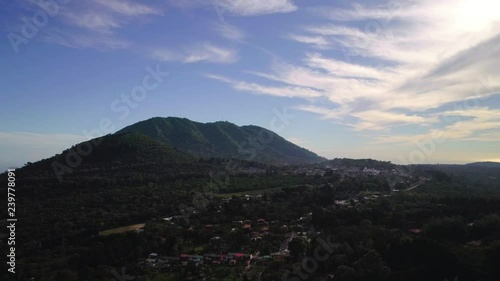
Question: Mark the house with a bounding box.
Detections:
[163,215,189,226]
[209,236,223,247]
[334,200,349,206]
[179,254,189,265]
[297,217,308,223]
[271,252,290,263]
[409,228,423,234]
[204,253,225,264]
[189,255,203,265]
[163,256,179,264]
[147,253,158,263]
[467,240,482,246]
[242,224,252,230]
[262,255,273,263]
[363,167,380,175]
[179,254,203,265]
[226,253,252,264]
[260,226,269,234]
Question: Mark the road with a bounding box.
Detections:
[404,181,425,192]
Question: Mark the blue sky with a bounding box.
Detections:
[1,0,500,170]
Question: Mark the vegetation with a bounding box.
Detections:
[116,117,326,164]
[1,124,500,281]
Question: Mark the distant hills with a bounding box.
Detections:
[466,162,500,168]
[116,117,326,165]
[325,158,396,169]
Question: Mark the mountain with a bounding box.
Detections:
[116,117,326,164]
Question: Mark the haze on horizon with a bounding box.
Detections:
[1,0,500,170]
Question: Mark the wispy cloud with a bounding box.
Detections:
[62,10,122,34]
[171,0,297,16]
[43,28,130,50]
[93,0,162,17]
[209,0,500,143]
[205,74,323,98]
[214,0,297,16]
[26,0,162,49]
[213,22,245,42]
[285,34,329,48]
[374,107,500,143]
[153,43,238,64]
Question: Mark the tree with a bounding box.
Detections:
[288,237,308,258]
[46,269,78,281]
[470,214,500,239]
[484,241,500,280]
[352,250,391,281]
[424,216,466,242]
[335,265,356,281]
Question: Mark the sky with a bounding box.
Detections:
[1,0,500,170]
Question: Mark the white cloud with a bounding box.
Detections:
[286,35,329,48]
[153,43,238,64]
[304,53,394,80]
[213,22,245,42]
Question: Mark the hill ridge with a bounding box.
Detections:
[116,117,325,165]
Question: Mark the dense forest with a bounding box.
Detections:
[1,134,499,281]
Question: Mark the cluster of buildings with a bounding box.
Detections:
[144,216,315,270]
[145,251,292,268]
